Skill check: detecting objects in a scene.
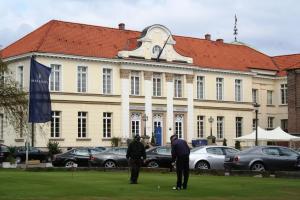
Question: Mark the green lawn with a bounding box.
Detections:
[0,169,299,200]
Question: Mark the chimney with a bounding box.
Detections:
[205,34,211,40]
[216,38,224,43]
[118,23,125,30]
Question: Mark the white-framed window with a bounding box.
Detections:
[131,71,140,95]
[0,114,3,140]
[197,76,205,100]
[103,112,112,138]
[217,116,224,139]
[252,89,258,103]
[281,119,288,132]
[236,117,243,137]
[280,84,287,104]
[78,112,87,138]
[235,79,242,102]
[77,66,87,92]
[267,117,274,130]
[174,75,182,98]
[51,111,61,138]
[17,66,23,89]
[131,113,141,137]
[252,118,259,130]
[50,64,61,91]
[216,78,224,101]
[153,73,162,96]
[197,115,205,138]
[175,114,184,139]
[103,68,112,94]
[267,90,273,105]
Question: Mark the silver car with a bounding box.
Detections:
[189,146,239,170]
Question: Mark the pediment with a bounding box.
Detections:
[118,24,193,64]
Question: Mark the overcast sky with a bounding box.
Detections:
[0,0,299,56]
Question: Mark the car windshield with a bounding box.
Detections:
[191,146,205,152]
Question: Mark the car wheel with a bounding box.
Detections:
[104,160,116,168]
[250,162,265,171]
[195,161,210,170]
[147,160,159,168]
[15,156,22,164]
[65,160,77,168]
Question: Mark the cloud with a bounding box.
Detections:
[0,0,299,56]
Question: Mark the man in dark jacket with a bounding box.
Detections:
[170,134,190,190]
[126,134,146,184]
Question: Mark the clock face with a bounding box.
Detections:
[152,45,161,56]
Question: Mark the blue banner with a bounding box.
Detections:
[28,57,52,123]
[155,126,162,146]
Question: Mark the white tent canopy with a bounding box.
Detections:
[234,126,300,142]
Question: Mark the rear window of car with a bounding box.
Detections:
[280,147,299,156]
[262,147,280,156]
[223,148,239,155]
[156,147,171,155]
[206,147,224,155]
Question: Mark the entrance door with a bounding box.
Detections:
[153,114,163,146]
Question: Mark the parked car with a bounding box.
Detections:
[89,147,128,168]
[52,147,107,167]
[144,146,173,168]
[224,146,300,171]
[189,146,239,170]
[14,146,51,164]
[0,144,10,163]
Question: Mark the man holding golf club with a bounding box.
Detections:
[126,134,146,184]
[170,134,190,190]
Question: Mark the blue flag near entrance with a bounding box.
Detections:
[28,57,52,123]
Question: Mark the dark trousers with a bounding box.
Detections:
[176,155,189,189]
[129,159,142,183]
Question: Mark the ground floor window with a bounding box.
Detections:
[236,117,243,137]
[175,114,183,139]
[78,112,87,138]
[51,111,61,138]
[267,117,274,130]
[281,119,288,132]
[197,115,205,138]
[103,112,112,138]
[217,116,224,139]
[131,113,141,137]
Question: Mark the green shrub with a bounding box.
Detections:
[235,141,241,150]
[223,138,227,146]
[47,141,62,157]
[111,137,121,147]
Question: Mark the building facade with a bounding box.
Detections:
[0,20,295,148]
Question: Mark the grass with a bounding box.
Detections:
[0,169,299,200]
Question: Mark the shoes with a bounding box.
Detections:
[172,186,181,190]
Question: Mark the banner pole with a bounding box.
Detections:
[31,123,34,147]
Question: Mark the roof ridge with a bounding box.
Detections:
[272,53,300,58]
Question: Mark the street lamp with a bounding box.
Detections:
[208,116,214,137]
[142,114,148,136]
[253,103,260,146]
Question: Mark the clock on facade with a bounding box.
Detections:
[152,45,161,57]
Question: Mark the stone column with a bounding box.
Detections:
[144,71,153,136]
[120,69,130,139]
[166,73,174,141]
[186,74,194,143]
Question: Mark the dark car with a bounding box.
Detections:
[52,147,107,167]
[224,146,300,171]
[0,144,10,163]
[144,146,173,168]
[14,146,51,164]
[89,147,128,168]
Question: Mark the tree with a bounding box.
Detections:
[0,57,29,138]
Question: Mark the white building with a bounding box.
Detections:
[0,20,292,148]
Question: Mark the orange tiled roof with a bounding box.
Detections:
[0,20,284,74]
[272,54,300,71]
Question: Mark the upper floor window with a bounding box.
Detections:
[235,79,242,102]
[131,71,140,95]
[51,111,61,138]
[17,66,23,89]
[77,66,87,92]
[103,112,112,138]
[153,73,162,96]
[236,117,243,137]
[217,116,224,139]
[197,76,205,100]
[197,115,205,138]
[267,117,274,130]
[280,84,287,104]
[78,112,87,138]
[50,64,61,92]
[267,90,273,105]
[216,78,224,101]
[174,75,182,98]
[103,68,112,94]
[252,89,258,103]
